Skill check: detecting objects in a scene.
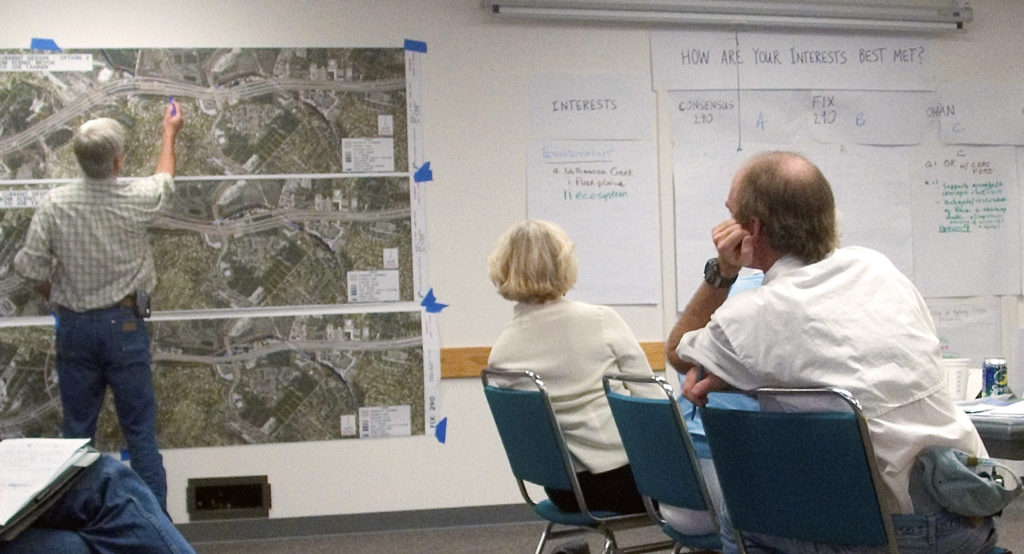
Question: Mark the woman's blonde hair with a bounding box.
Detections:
[488,219,577,304]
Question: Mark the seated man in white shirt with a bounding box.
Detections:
[666,151,997,553]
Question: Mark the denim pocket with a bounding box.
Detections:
[115,317,149,354]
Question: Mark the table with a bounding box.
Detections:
[969,415,1024,460]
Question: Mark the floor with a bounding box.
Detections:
[190,498,1024,553]
[192,520,562,554]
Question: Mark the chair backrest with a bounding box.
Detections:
[700,388,897,551]
[603,373,714,513]
[480,367,579,494]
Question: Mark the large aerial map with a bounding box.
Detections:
[0,310,425,447]
[0,47,432,446]
[0,47,412,316]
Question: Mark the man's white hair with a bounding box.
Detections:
[73,118,126,178]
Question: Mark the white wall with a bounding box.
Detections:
[3,0,1023,521]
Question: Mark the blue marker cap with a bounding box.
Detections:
[169,96,176,115]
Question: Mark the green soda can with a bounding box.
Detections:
[982,358,1009,396]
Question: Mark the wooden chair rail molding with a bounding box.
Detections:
[440,341,667,379]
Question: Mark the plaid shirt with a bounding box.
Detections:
[14,173,174,312]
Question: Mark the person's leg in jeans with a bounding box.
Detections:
[716,508,998,554]
[103,307,167,511]
[55,311,107,446]
[890,512,997,554]
[0,528,91,553]
[1,456,194,554]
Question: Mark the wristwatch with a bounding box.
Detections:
[703,257,738,289]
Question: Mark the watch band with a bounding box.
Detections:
[704,257,738,289]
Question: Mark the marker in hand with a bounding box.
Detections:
[169,96,176,115]
[690,366,704,419]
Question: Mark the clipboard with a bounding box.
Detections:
[0,440,100,542]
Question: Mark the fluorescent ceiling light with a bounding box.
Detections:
[483,1,972,32]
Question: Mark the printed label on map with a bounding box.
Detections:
[340,414,358,437]
[358,406,411,438]
[0,54,92,72]
[383,247,399,270]
[378,114,394,137]
[347,270,400,302]
[341,138,395,172]
[0,189,50,209]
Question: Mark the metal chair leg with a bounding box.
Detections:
[536,521,556,554]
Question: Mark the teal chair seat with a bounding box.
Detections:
[481,367,674,554]
[603,373,723,553]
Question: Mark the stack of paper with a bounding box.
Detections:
[0,438,94,526]
[957,395,1024,417]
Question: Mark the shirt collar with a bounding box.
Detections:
[83,176,122,187]
[513,296,567,316]
[762,250,842,284]
[762,254,806,284]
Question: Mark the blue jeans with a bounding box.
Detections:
[55,305,167,510]
[0,456,194,554]
[719,508,997,553]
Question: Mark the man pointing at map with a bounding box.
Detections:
[14,99,185,511]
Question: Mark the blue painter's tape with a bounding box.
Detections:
[413,161,433,183]
[420,288,448,313]
[30,38,61,52]
[120,449,130,462]
[434,417,447,444]
[404,39,427,53]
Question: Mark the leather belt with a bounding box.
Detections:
[57,294,135,315]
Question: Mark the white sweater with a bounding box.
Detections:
[488,298,657,473]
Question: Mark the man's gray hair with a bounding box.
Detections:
[73,118,126,178]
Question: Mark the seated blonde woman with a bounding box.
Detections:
[486,219,655,515]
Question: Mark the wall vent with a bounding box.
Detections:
[187,475,271,521]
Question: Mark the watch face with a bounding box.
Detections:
[704,258,718,280]
[704,257,734,288]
